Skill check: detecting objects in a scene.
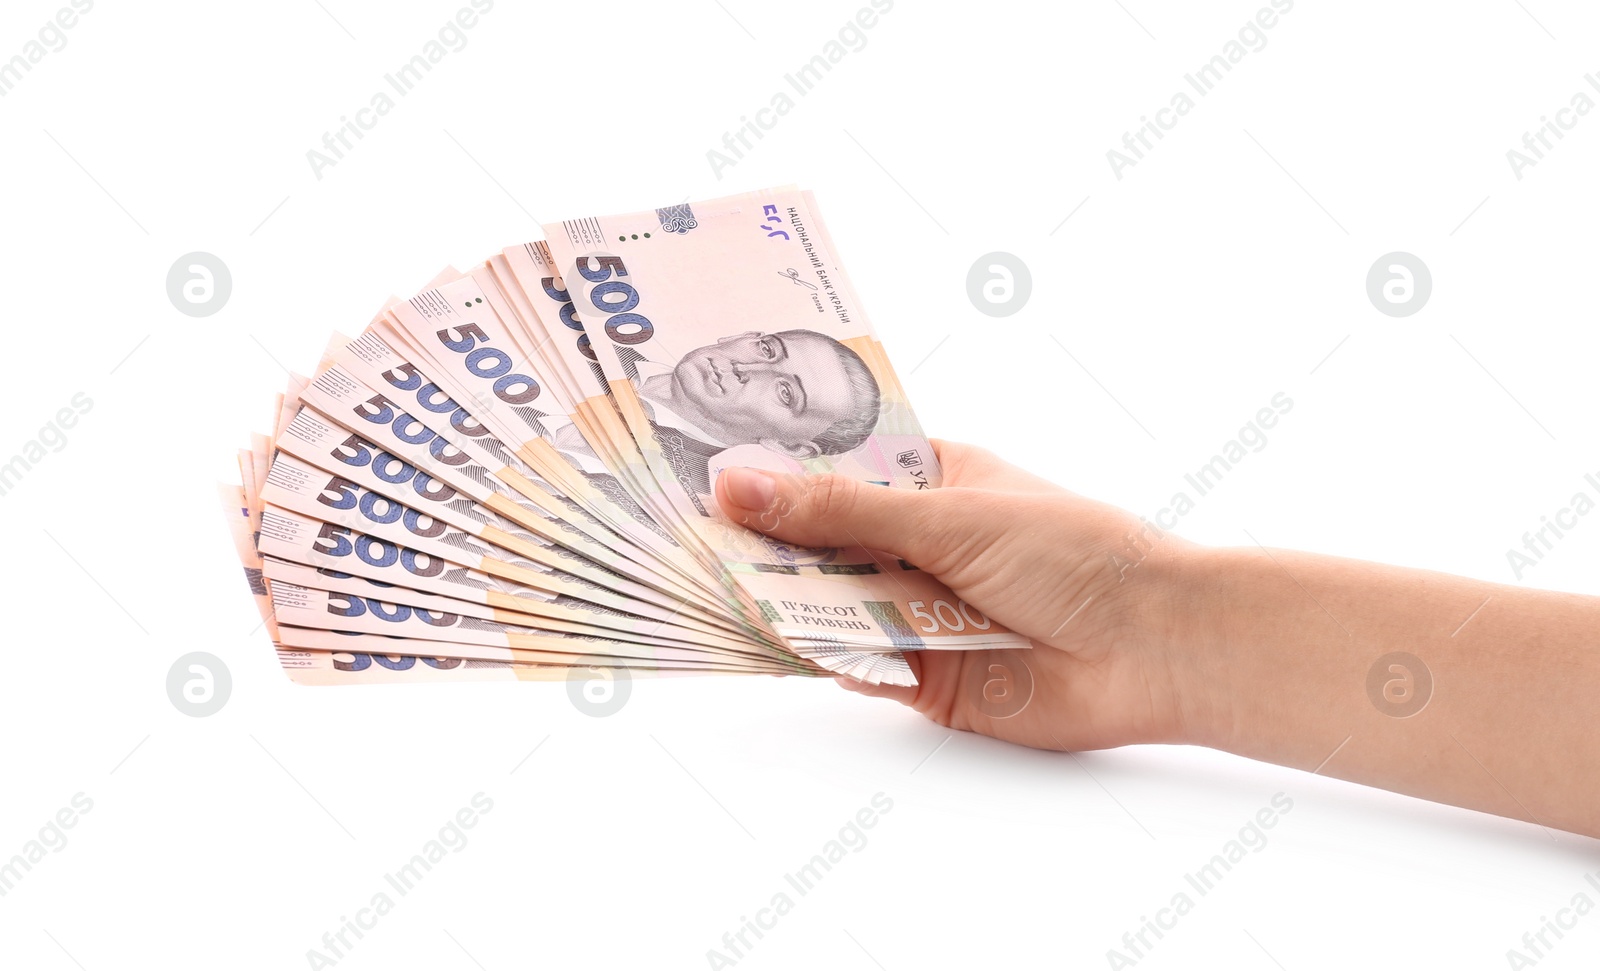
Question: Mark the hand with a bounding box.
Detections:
[714,440,1217,752]
[720,440,1600,837]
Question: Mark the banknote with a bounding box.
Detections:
[221,482,275,639]
[328,328,680,582]
[274,399,706,614]
[373,280,793,659]
[495,239,824,658]
[274,628,792,678]
[480,253,749,629]
[262,441,660,611]
[258,556,793,662]
[494,243,693,548]
[542,188,1026,656]
[269,580,803,674]
[381,275,719,579]
[258,452,752,639]
[240,481,801,680]
[293,355,725,618]
[379,290,631,523]
[255,498,737,643]
[223,186,1027,689]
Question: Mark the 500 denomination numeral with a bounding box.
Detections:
[432,322,543,406]
[334,652,464,672]
[907,598,992,633]
[325,592,459,627]
[311,522,447,578]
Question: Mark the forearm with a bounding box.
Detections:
[1179,546,1600,839]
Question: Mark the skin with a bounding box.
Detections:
[642,330,858,457]
[715,440,1600,840]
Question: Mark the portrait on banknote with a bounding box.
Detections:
[620,328,881,503]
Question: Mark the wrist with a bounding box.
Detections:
[1142,543,1243,750]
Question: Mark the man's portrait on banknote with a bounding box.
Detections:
[629,328,882,501]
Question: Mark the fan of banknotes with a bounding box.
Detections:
[222,186,1025,688]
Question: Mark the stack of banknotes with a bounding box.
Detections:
[222,186,1025,687]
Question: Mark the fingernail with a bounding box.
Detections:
[721,467,777,511]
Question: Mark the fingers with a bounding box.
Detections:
[931,438,1066,496]
[928,438,992,470]
[833,650,925,707]
[929,439,1011,483]
[834,675,919,706]
[715,466,940,560]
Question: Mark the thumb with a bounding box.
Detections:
[715,467,938,559]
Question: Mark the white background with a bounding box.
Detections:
[1,0,1597,968]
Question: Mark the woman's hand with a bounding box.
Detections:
[715,440,1220,752]
[721,439,1600,838]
